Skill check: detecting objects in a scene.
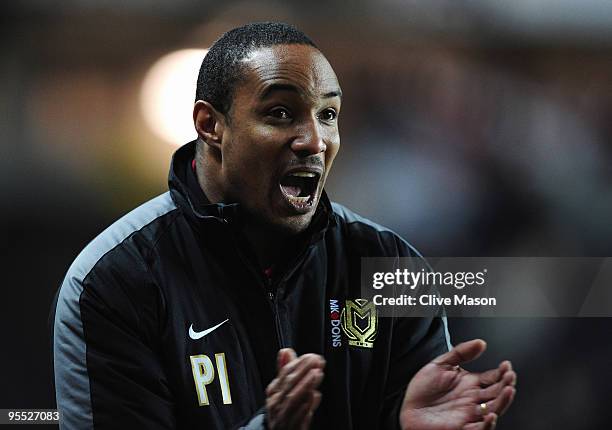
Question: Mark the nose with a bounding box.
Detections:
[290,118,327,157]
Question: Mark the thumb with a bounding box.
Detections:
[433,339,487,367]
[277,348,297,371]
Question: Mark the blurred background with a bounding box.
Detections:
[2,0,611,428]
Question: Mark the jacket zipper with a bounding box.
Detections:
[224,220,312,352]
[265,245,316,351]
[266,279,286,349]
[228,232,286,351]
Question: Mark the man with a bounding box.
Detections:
[52,22,516,429]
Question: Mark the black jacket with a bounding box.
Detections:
[52,141,451,429]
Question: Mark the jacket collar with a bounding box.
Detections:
[168,140,335,242]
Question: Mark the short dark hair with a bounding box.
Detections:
[195,22,317,115]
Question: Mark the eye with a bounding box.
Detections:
[318,108,337,123]
[268,107,292,120]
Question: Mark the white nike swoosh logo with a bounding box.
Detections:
[189,319,229,340]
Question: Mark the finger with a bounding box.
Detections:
[477,368,501,387]
[279,368,324,419]
[266,377,279,397]
[297,390,323,430]
[501,367,517,388]
[289,368,324,400]
[497,386,516,416]
[265,390,282,417]
[268,353,324,398]
[290,389,322,430]
[277,348,297,372]
[268,349,298,395]
[278,353,325,380]
[277,354,325,396]
[266,387,322,428]
[484,413,498,430]
[463,413,498,430]
[480,386,515,417]
[433,339,487,368]
[480,360,513,386]
[287,390,318,429]
[301,391,322,430]
[503,370,517,387]
[311,390,322,412]
[279,357,324,397]
[266,371,322,430]
[479,371,517,402]
[477,360,509,386]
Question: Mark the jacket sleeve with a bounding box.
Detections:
[379,316,451,429]
[52,251,176,429]
[239,408,266,429]
[379,238,452,429]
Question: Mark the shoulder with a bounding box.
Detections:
[330,201,424,259]
[54,192,179,321]
[332,201,394,233]
[66,192,178,284]
[52,193,179,424]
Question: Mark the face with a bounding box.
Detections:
[218,44,342,235]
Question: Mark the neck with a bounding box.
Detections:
[194,143,225,205]
[241,221,290,270]
[194,148,291,270]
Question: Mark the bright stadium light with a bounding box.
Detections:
[140,49,208,146]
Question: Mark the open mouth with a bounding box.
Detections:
[279,171,321,212]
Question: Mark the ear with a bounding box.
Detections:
[193,100,226,150]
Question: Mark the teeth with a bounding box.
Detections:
[286,195,310,203]
[289,172,316,178]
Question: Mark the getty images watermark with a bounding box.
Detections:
[371,267,493,308]
[361,257,612,318]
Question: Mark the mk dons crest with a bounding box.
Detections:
[340,299,378,349]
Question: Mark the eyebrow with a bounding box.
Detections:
[259,83,342,100]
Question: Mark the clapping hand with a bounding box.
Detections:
[400,339,517,430]
[265,348,325,429]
